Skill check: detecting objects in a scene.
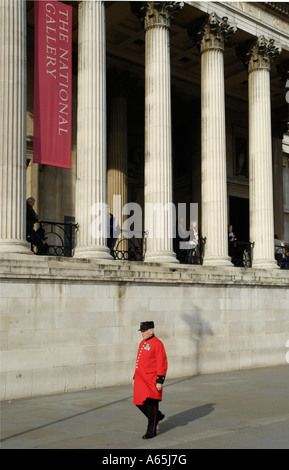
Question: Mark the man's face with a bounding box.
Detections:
[141,328,153,341]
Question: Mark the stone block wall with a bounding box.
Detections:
[0,256,288,400]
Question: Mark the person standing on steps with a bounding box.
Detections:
[132,321,168,439]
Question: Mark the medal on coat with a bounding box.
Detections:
[144,344,151,351]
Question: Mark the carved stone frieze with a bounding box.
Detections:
[237,36,282,73]
[130,1,184,31]
[188,12,236,54]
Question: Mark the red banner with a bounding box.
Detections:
[34,0,72,169]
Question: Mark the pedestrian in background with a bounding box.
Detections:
[26,197,40,244]
[274,234,283,266]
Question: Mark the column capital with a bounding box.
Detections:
[237,36,281,73]
[130,1,183,31]
[188,12,236,54]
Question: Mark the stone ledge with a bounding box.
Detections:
[0,255,288,287]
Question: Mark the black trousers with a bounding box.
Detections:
[137,398,160,435]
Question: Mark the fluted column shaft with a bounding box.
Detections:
[107,88,128,232]
[132,2,183,264]
[247,37,281,268]
[201,48,231,265]
[145,23,176,262]
[0,0,30,254]
[75,1,111,259]
[193,14,236,266]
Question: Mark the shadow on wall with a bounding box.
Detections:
[182,310,213,376]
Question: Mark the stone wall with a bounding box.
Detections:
[1,256,288,400]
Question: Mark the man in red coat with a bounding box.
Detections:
[132,321,168,439]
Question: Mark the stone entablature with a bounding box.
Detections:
[190,1,289,49]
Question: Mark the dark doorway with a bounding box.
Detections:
[229,197,249,242]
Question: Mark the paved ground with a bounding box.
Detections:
[1,365,289,453]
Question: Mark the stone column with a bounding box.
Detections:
[272,124,285,243]
[243,37,281,269]
[0,0,30,254]
[107,74,128,240]
[273,61,289,243]
[189,13,236,266]
[75,1,111,259]
[131,2,183,264]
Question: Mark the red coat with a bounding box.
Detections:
[133,335,168,405]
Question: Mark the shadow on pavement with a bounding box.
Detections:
[158,403,215,435]
[0,394,133,443]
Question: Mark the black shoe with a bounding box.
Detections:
[142,433,156,439]
[157,412,165,424]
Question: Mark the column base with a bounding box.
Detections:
[252,258,279,270]
[202,255,232,267]
[74,245,113,260]
[0,240,32,255]
[144,251,179,264]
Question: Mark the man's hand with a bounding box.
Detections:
[156,383,162,392]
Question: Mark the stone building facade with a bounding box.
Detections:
[1,1,289,400]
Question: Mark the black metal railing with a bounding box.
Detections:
[230,241,254,267]
[175,236,206,265]
[30,221,78,257]
[276,243,289,270]
[111,230,146,261]
[112,232,207,264]
[176,238,253,267]
[29,223,287,271]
